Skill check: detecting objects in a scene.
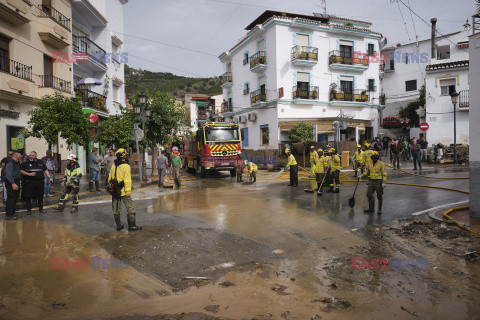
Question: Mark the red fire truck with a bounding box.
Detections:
[184,122,242,177]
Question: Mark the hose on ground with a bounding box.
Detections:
[442,206,480,236]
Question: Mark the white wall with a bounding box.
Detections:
[469,32,480,217]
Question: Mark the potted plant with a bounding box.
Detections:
[329,82,338,101]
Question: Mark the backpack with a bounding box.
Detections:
[106,165,124,197]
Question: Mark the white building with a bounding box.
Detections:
[218,11,385,151]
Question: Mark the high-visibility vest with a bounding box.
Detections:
[314,156,327,173]
[331,154,341,172]
[353,151,364,163]
[364,160,387,181]
[286,154,297,167]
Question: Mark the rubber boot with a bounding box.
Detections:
[114,214,124,231]
[334,185,340,193]
[70,205,78,213]
[89,182,94,192]
[377,200,383,215]
[364,199,375,213]
[95,181,100,191]
[127,214,142,231]
[56,201,66,212]
[326,186,334,193]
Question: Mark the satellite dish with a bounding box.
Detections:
[332,121,339,129]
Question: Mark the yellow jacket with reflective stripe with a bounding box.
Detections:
[314,155,327,173]
[108,163,132,196]
[324,155,332,169]
[247,162,258,174]
[286,154,297,167]
[352,150,364,163]
[330,154,341,172]
[363,149,373,165]
[309,151,318,164]
[363,160,387,182]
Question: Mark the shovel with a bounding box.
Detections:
[348,178,360,208]
[317,172,328,197]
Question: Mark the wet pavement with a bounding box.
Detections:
[0,166,477,319]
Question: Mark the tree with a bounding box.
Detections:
[24,93,91,149]
[94,106,137,149]
[288,122,315,167]
[399,85,425,127]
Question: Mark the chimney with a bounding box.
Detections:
[431,18,437,60]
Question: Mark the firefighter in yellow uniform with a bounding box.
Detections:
[361,152,386,214]
[284,148,298,187]
[244,160,258,183]
[108,148,142,231]
[314,149,328,195]
[352,145,364,177]
[324,147,332,190]
[309,146,318,174]
[327,148,341,193]
[363,143,374,168]
[57,154,82,213]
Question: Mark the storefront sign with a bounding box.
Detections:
[0,109,20,119]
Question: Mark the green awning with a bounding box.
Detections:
[197,102,209,107]
[82,108,97,114]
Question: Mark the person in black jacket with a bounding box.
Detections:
[20,151,53,214]
[4,151,22,220]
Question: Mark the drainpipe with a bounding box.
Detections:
[431,18,437,60]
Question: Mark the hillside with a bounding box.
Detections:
[124,65,223,98]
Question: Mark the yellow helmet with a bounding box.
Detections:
[285,148,291,153]
[365,143,370,148]
[357,145,362,148]
[317,148,323,153]
[116,148,128,158]
[310,146,315,150]
[329,148,336,153]
[372,151,379,155]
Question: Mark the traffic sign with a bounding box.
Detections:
[132,128,144,141]
[88,113,98,124]
[419,122,429,131]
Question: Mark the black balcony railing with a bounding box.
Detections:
[330,89,369,102]
[73,35,106,64]
[41,75,71,94]
[329,50,369,67]
[38,4,70,31]
[293,85,319,99]
[0,56,32,81]
[459,90,469,108]
[220,72,232,85]
[250,51,266,69]
[75,88,106,111]
[250,89,266,104]
[291,46,318,62]
[367,85,377,92]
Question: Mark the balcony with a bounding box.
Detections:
[249,51,267,72]
[459,90,469,110]
[0,57,32,81]
[291,46,318,66]
[40,75,72,94]
[38,4,70,30]
[221,101,233,113]
[0,57,34,99]
[250,89,266,104]
[330,89,369,103]
[75,88,107,112]
[0,0,30,25]
[37,5,70,48]
[73,35,107,72]
[220,72,232,88]
[328,50,369,71]
[293,86,319,100]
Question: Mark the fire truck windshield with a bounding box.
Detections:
[205,127,239,142]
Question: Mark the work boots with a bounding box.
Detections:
[114,214,124,231]
[127,214,142,231]
[71,205,78,213]
[364,199,375,213]
[326,186,334,193]
[56,201,66,212]
[89,182,94,192]
[95,181,100,191]
[377,200,383,215]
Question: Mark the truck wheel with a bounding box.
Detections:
[197,165,207,178]
[230,168,236,177]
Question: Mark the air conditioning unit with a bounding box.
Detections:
[239,115,247,123]
[248,112,257,121]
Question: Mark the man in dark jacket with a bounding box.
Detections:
[20,151,53,214]
[4,151,22,220]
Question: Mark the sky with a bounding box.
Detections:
[123,0,476,77]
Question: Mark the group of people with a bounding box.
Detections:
[235,155,258,183]
[155,147,183,189]
[382,135,429,170]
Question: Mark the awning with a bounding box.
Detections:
[197,102,209,107]
[279,120,369,133]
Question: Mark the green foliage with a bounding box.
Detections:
[399,85,425,127]
[94,106,137,149]
[125,65,221,97]
[288,122,315,143]
[24,93,91,147]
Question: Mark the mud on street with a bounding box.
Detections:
[0,168,479,319]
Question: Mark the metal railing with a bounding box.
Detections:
[74,88,107,111]
[0,56,32,81]
[291,46,318,61]
[249,51,266,69]
[250,89,266,104]
[73,35,106,64]
[459,90,469,108]
[293,85,319,99]
[367,85,377,92]
[221,102,233,113]
[41,75,71,93]
[328,50,369,67]
[220,72,232,85]
[38,4,71,31]
[330,89,369,102]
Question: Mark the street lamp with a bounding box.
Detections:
[450,91,459,164]
[134,92,149,181]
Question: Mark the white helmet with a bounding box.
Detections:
[67,154,77,161]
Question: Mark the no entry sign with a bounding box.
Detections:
[88,113,98,124]
[419,122,429,131]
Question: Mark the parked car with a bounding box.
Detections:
[382,116,410,129]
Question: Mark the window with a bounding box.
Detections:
[440,78,456,96]
[0,34,10,73]
[260,124,269,145]
[297,34,309,47]
[113,84,120,102]
[340,80,353,94]
[243,52,249,65]
[340,45,352,58]
[367,43,375,55]
[205,126,239,141]
[243,82,250,95]
[259,76,266,99]
[437,45,450,60]
[241,128,249,147]
[368,79,375,91]
[297,72,310,91]
[405,80,417,92]
[389,59,395,70]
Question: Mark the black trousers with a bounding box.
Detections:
[290,165,298,186]
[24,179,45,211]
[5,181,20,217]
